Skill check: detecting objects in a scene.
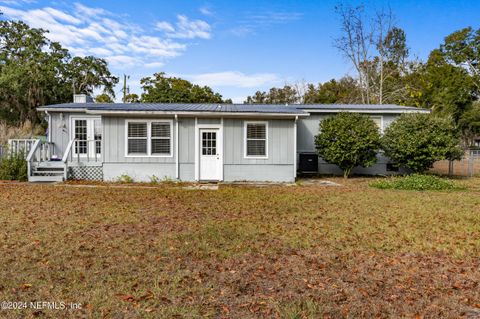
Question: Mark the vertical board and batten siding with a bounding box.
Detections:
[223,119,295,182]
[296,112,406,176]
[102,116,176,163]
[297,113,400,152]
[102,116,177,181]
[49,112,70,157]
[178,118,196,181]
[49,113,297,182]
[223,119,294,165]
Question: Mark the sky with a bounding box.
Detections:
[0,0,479,103]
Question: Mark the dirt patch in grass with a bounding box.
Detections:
[0,179,479,318]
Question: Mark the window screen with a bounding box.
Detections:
[127,122,147,154]
[246,123,267,157]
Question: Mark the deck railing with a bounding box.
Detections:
[26,140,55,180]
[26,140,54,163]
[63,139,102,163]
[8,139,38,158]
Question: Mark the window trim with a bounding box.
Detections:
[125,119,173,157]
[244,121,269,159]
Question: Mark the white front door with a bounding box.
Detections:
[199,129,222,181]
[72,117,102,158]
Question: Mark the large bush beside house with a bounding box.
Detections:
[382,113,463,173]
[315,112,381,178]
[0,151,27,181]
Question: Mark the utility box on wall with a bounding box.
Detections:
[298,153,318,173]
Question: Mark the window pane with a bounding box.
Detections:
[94,119,102,154]
[74,120,87,154]
[128,139,147,154]
[151,123,170,138]
[247,124,266,139]
[370,117,382,131]
[247,140,266,156]
[201,131,216,156]
[128,122,147,138]
[151,139,170,154]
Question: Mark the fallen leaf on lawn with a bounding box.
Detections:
[116,294,135,302]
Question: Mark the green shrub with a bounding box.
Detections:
[382,114,463,173]
[315,112,381,178]
[369,174,464,191]
[0,152,27,181]
[117,174,133,183]
[149,175,159,184]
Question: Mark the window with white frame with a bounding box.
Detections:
[245,121,268,158]
[151,122,171,155]
[370,116,383,132]
[126,120,172,156]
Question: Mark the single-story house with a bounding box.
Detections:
[26,95,429,182]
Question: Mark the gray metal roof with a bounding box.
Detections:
[39,103,307,115]
[38,102,429,114]
[298,104,428,112]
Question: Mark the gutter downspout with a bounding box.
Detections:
[46,111,52,143]
[294,116,298,181]
[175,114,179,180]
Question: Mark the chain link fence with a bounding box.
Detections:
[431,150,480,177]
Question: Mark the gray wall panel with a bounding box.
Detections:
[103,116,176,164]
[103,163,176,182]
[223,119,295,165]
[224,164,294,182]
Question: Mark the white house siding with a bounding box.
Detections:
[297,112,408,176]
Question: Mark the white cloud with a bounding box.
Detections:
[43,7,82,24]
[156,14,211,39]
[128,35,186,57]
[145,62,165,68]
[89,47,112,56]
[106,55,139,67]
[229,11,303,37]
[74,3,107,18]
[183,71,280,88]
[0,3,209,69]
[155,21,174,33]
[0,0,35,5]
[199,7,213,16]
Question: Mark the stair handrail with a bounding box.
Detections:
[26,139,41,181]
[62,139,76,181]
[26,139,41,162]
[62,139,76,163]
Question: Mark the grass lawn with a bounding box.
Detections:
[0,178,479,318]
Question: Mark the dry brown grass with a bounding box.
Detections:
[0,121,44,145]
[0,178,479,318]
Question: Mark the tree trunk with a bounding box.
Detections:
[343,167,352,178]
